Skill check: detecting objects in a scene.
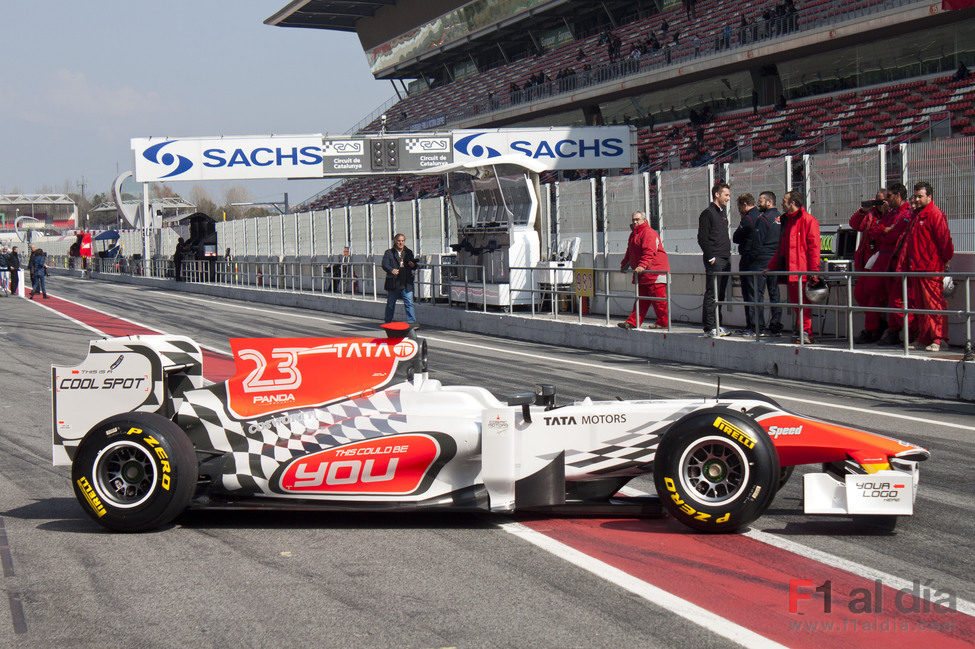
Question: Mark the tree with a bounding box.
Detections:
[188,185,218,218]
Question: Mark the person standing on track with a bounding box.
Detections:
[7,246,20,297]
[698,181,732,337]
[382,233,417,324]
[618,211,669,330]
[29,247,49,299]
[767,190,820,344]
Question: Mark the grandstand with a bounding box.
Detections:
[269,0,975,216]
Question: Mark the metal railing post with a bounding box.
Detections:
[605,270,611,326]
[902,274,910,356]
[846,269,854,351]
[798,273,805,345]
[666,271,672,332]
[713,271,720,331]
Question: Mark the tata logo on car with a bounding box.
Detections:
[142,141,194,179]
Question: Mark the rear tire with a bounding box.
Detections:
[71,412,197,532]
[654,408,779,532]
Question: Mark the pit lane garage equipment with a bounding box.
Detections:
[53,324,928,532]
[446,164,541,309]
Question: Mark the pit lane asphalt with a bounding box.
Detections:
[1,276,972,648]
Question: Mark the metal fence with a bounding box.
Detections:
[53,254,974,358]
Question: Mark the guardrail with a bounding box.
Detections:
[48,254,974,359]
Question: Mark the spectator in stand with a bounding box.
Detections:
[382,233,418,323]
[29,247,49,299]
[767,190,820,344]
[618,211,669,330]
[723,24,732,50]
[739,15,749,44]
[577,48,585,62]
[7,246,20,297]
[752,89,760,114]
[775,94,788,110]
[755,191,784,335]
[673,30,680,45]
[893,182,954,351]
[733,193,763,335]
[661,18,669,35]
[693,34,701,56]
[849,190,893,343]
[953,61,970,82]
[698,181,733,337]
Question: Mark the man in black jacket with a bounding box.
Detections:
[732,193,762,334]
[382,233,417,323]
[754,191,783,335]
[698,181,732,336]
[7,246,19,297]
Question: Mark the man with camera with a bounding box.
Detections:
[849,190,892,343]
[874,183,915,346]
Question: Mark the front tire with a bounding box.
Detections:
[71,412,197,532]
[654,408,779,532]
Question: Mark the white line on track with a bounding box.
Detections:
[157,291,971,432]
[499,521,788,649]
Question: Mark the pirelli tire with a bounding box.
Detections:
[71,412,197,532]
[653,408,779,533]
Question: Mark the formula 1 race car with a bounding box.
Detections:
[52,324,928,533]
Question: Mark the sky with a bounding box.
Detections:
[0,1,394,208]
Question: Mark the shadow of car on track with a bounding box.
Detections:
[2,498,108,534]
[174,508,498,532]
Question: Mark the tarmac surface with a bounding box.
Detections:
[0,275,973,648]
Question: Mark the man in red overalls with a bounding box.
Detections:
[876,183,914,346]
[849,190,890,343]
[619,211,669,329]
[896,182,954,351]
[768,191,820,344]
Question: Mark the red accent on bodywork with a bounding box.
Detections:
[279,434,439,495]
[226,337,416,418]
[756,413,927,467]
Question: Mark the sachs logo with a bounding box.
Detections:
[142,140,193,178]
[454,133,501,159]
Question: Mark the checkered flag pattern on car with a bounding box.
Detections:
[562,405,699,476]
[177,387,408,493]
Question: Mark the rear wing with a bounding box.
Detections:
[52,335,203,465]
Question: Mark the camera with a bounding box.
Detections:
[861,199,884,208]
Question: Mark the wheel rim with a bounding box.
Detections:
[92,441,159,509]
[677,435,750,506]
